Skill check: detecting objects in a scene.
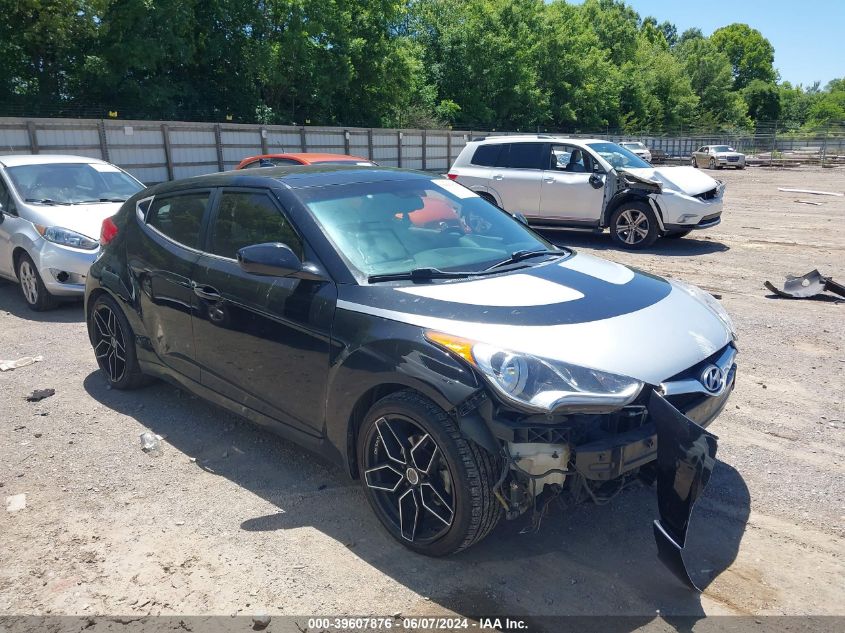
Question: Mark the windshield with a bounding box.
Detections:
[711,145,733,152]
[6,162,144,205]
[300,178,553,280]
[587,142,651,169]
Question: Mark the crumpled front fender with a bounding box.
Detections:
[649,390,718,590]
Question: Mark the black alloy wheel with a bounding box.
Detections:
[364,414,455,544]
[92,302,127,384]
[89,294,148,389]
[358,391,501,556]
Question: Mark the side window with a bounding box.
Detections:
[242,161,259,169]
[269,158,301,166]
[503,143,545,169]
[470,144,502,167]
[209,191,303,260]
[147,192,209,249]
[550,144,591,173]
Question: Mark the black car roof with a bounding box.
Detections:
[145,165,434,196]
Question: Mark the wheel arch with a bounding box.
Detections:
[12,246,29,276]
[325,333,485,479]
[603,192,665,231]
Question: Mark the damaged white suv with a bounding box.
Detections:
[448,136,725,249]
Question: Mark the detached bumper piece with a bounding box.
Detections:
[764,269,845,300]
[649,391,717,591]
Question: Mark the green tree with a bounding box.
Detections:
[537,0,621,130]
[743,79,781,121]
[411,0,548,129]
[806,78,845,127]
[0,0,104,114]
[676,37,748,128]
[711,23,777,89]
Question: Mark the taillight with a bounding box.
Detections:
[100,217,119,245]
[446,173,458,180]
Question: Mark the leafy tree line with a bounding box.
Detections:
[0,0,842,133]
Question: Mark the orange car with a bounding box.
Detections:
[235,152,377,169]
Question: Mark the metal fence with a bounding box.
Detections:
[1,117,843,184]
[0,117,475,184]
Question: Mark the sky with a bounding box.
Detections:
[568,0,843,88]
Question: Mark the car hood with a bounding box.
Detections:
[339,252,732,385]
[21,202,122,240]
[622,166,719,196]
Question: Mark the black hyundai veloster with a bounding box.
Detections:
[85,166,737,588]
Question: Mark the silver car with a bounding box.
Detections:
[0,154,144,310]
[619,141,652,163]
[691,145,746,170]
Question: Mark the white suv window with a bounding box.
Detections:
[498,143,545,170]
[550,144,592,173]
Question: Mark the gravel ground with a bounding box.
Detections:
[0,166,843,624]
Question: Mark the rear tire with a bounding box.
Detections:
[88,293,147,390]
[357,390,501,556]
[610,202,659,250]
[691,157,698,168]
[16,252,57,311]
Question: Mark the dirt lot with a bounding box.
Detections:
[1,166,843,624]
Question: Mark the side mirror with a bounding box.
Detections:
[237,242,302,277]
[512,211,529,226]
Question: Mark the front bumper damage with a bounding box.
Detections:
[477,348,735,590]
[567,392,719,589]
[648,391,718,590]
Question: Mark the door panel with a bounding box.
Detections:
[0,175,21,278]
[191,189,335,435]
[129,190,212,381]
[488,143,544,215]
[538,145,605,223]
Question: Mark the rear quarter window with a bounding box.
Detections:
[146,192,209,249]
[470,144,502,166]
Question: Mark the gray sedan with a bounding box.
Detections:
[691,145,746,170]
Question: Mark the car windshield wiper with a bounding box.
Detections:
[25,198,71,205]
[75,198,127,203]
[368,267,484,284]
[484,248,569,271]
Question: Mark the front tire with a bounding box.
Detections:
[88,294,147,389]
[691,156,698,168]
[610,202,659,249]
[16,252,57,311]
[358,390,501,556]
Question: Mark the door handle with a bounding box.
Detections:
[192,283,221,301]
[492,174,504,181]
[543,176,555,183]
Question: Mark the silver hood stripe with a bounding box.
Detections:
[338,286,731,385]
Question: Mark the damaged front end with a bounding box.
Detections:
[476,344,736,590]
[608,168,726,232]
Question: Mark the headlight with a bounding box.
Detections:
[670,279,737,341]
[35,225,98,250]
[425,332,643,413]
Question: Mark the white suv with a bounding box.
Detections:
[448,136,725,249]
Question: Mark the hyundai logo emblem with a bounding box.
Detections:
[700,365,724,394]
